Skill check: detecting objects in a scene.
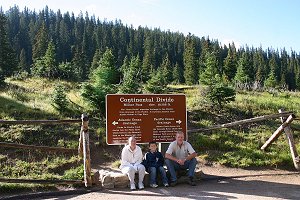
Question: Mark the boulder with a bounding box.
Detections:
[96,168,203,189]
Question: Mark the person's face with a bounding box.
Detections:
[176,133,184,145]
[128,137,136,147]
[149,143,157,152]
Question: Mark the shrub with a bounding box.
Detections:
[51,84,69,113]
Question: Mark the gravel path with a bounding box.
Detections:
[46,166,300,200]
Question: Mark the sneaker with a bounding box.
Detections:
[163,183,169,187]
[170,181,177,187]
[138,182,144,189]
[188,177,196,186]
[150,183,158,188]
[130,183,136,190]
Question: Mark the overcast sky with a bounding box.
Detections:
[2,0,300,52]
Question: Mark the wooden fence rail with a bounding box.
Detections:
[260,114,295,150]
[0,119,81,125]
[0,142,77,153]
[0,114,91,186]
[0,178,83,184]
[188,111,294,133]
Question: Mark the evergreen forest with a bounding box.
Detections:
[1,6,300,91]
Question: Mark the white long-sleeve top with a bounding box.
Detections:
[120,145,143,169]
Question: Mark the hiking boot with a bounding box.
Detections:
[150,183,158,188]
[188,177,196,186]
[170,181,177,187]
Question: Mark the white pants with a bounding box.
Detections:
[121,164,145,184]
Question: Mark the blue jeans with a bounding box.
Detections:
[149,166,169,185]
[165,158,197,182]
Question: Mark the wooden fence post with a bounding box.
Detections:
[81,114,92,187]
[278,109,300,170]
[260,114,295,150]
[78,126,84,158]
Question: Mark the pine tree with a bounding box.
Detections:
[280,49,288,89]
[160,53,172,84]
[51,84,69,113]
[200,52,219,86]
[286,52,297,90]
[18,48,28,72]
[81,48,118,114]
[142,32,154,82]
[295,55,300,90]
[234,52,251,89]
[206,74,236,109]
[199,52,236,109]
[58,61,79,80]
[0,13,17,83]
[58,18,72,62]
[118,55,142,94]
[32,41,57,78]
[90,49,102,73]
[223,44,237,81]
[264,69,277,89]
[32,22,48,63]
[253,48,267,84]
[144,69,167,94]
[183,33,198,85]
[71,45,88,81]
[172,63,183,84]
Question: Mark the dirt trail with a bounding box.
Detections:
[43,165,300,200]
[80,145,300,200]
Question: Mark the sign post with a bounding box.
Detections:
[106,94,187,144]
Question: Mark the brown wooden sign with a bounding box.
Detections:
[106,94,187,144]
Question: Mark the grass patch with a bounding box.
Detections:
[1,79,300,194]
[186,86,300,169]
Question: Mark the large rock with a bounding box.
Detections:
[113,173,130,188]
[96,168,203,189]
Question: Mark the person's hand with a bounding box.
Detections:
[177,159,185,165]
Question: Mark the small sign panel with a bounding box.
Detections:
[106,94,187,144]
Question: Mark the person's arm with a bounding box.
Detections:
[185,152,197,161]
[165,153,185,165]
[185,142,197,161]
[165,150,180,162]
[133,146,143,166]
[157,152,164,167]
[143,152,149,168]
[120,147,131,167]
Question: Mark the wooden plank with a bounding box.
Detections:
[81,114,92,187]
[188,112,294,133]
[0,142,77,153]
[0,119,81,125]
[0,177,82,184]
[260,114,295,150]
[279,109,300,170]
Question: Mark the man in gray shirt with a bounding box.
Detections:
[165,131,197,186]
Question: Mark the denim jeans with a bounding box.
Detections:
[148,166,169,185]
[165,158,197,182]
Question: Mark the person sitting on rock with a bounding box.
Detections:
[165,131,197,186]
[120,136,145,190]
[142,141,169,188]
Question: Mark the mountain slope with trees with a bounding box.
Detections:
[1,5,300,91]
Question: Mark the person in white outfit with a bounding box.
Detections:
[120,136,145,190]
